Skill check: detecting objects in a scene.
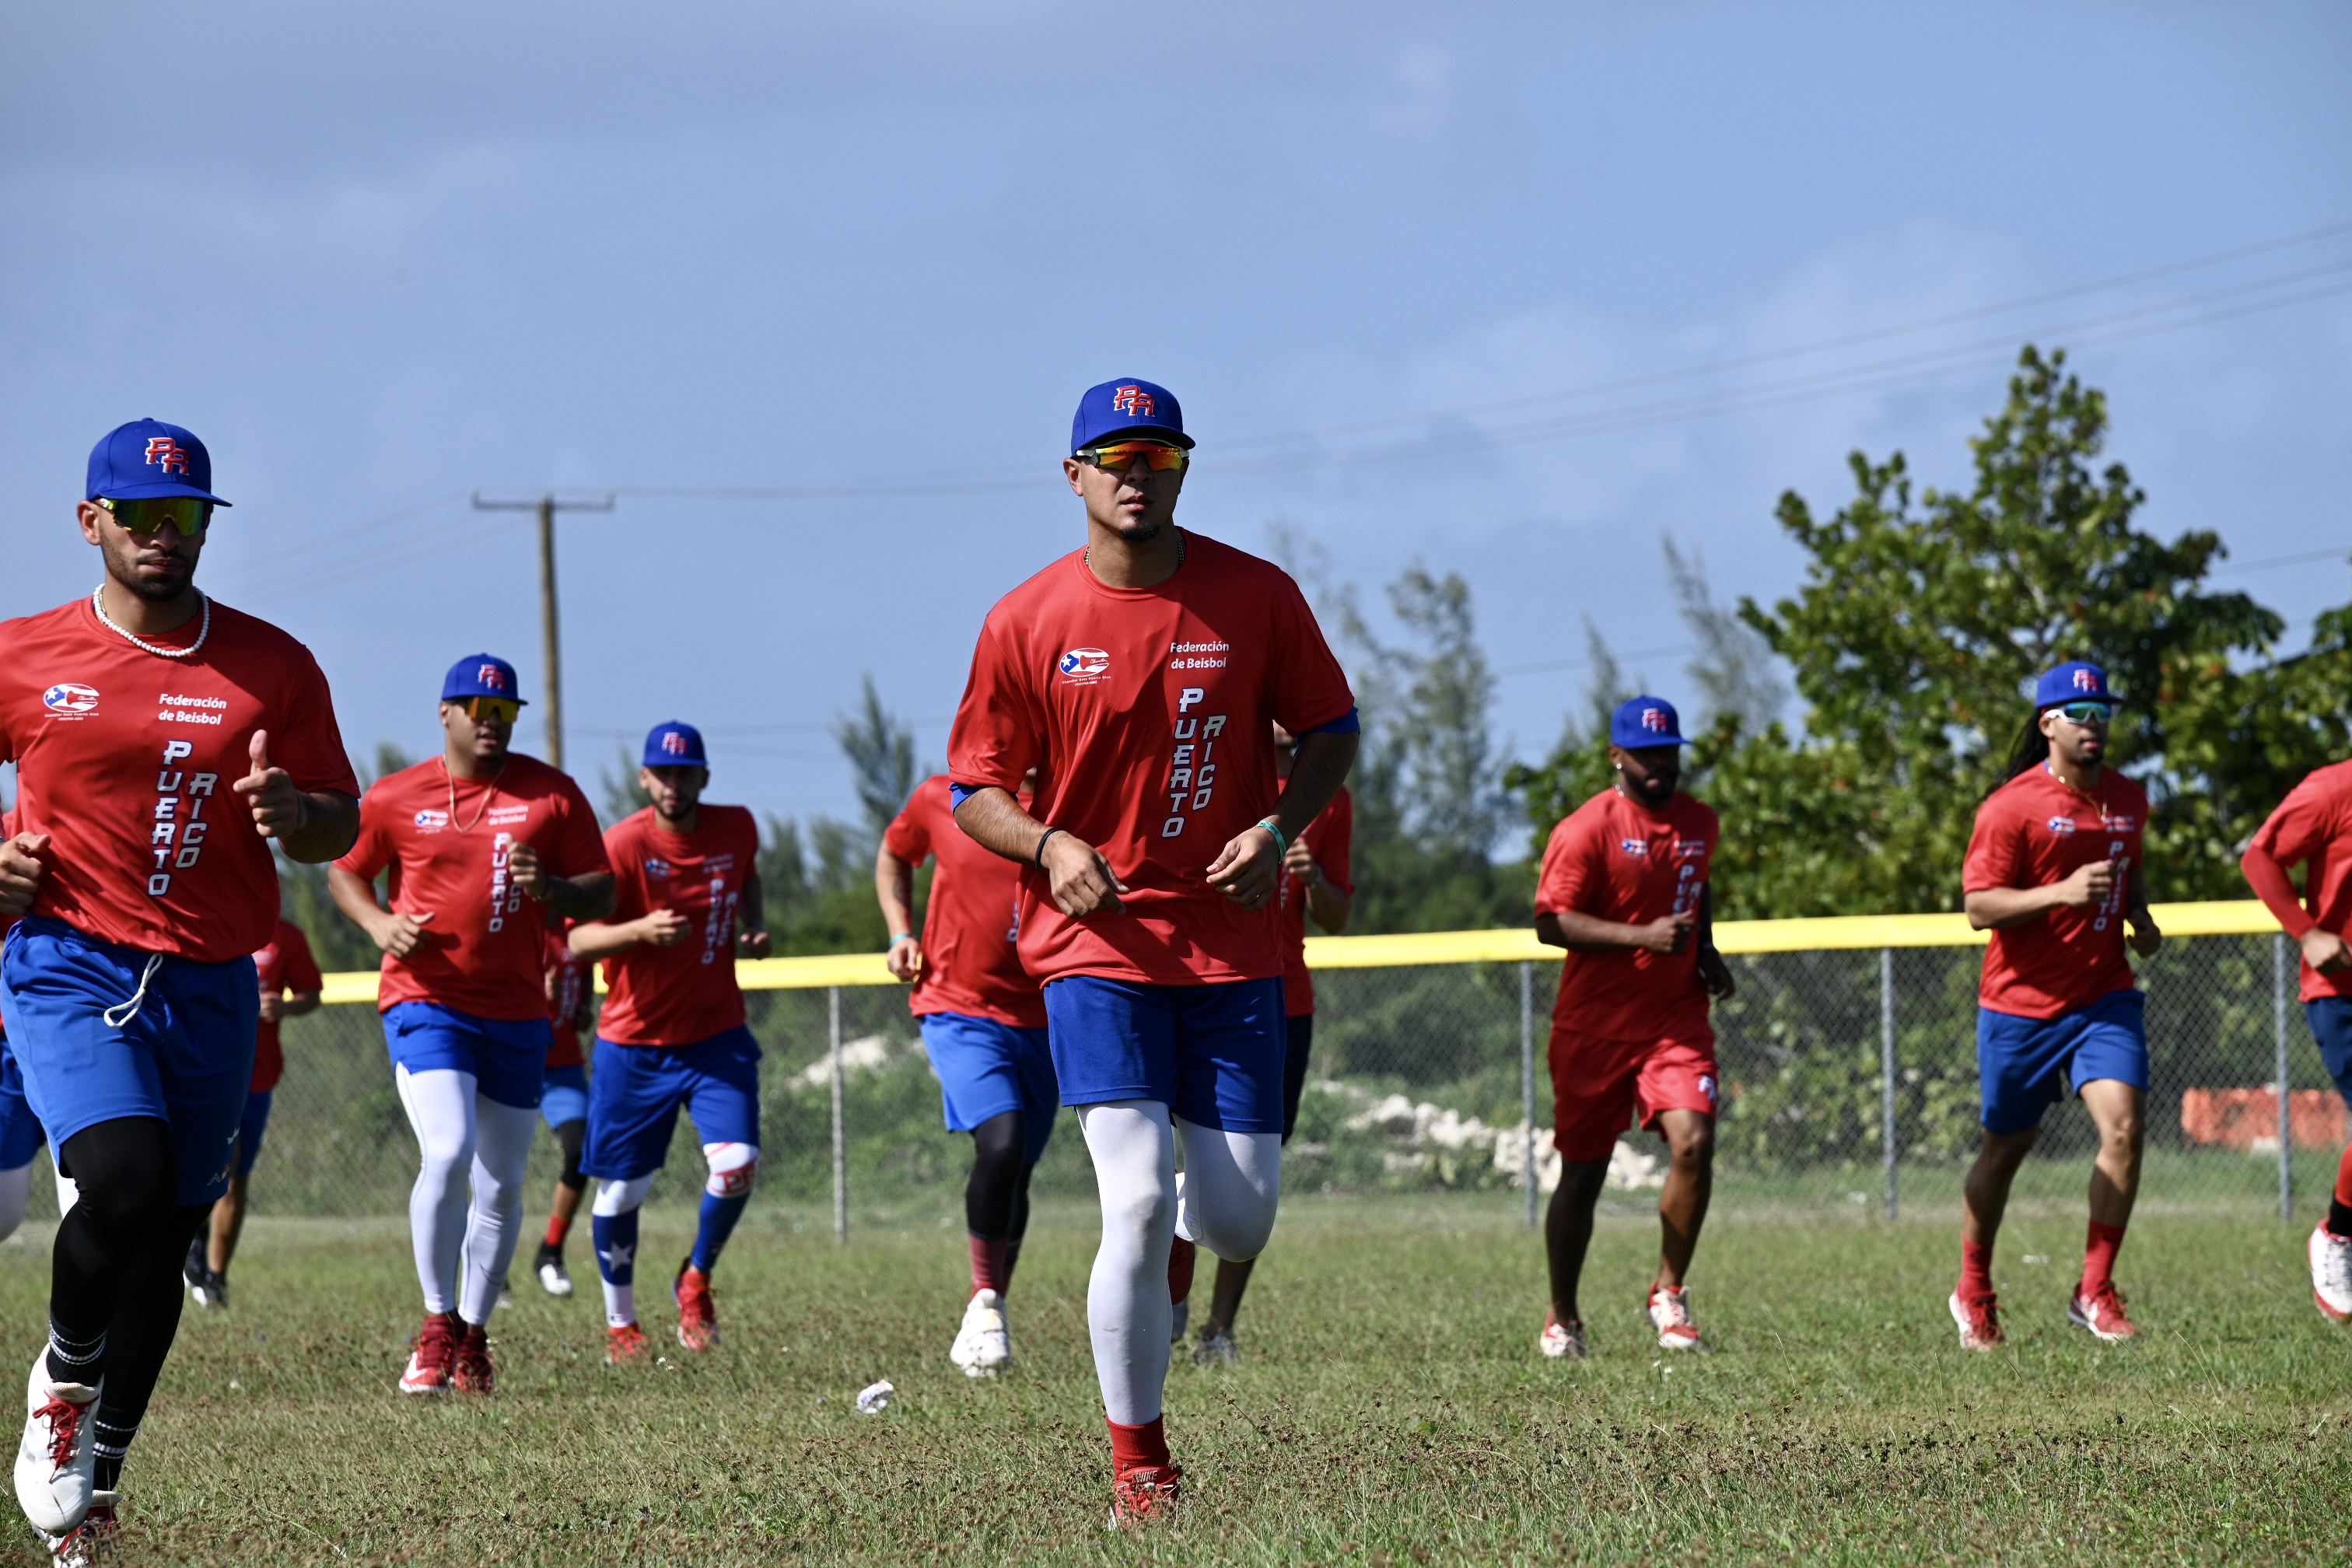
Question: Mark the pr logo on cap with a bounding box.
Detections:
[144,438,191,475]
[2073,668,2098,692]
[660,732,689,756]
[478,664,506,692]
[1111,386,1155,418]
[1641,707,1671,733]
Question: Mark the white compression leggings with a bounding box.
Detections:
[396,1066,540,1323]
[1076,1100,1280,1425]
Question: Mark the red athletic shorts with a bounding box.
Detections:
[1547,1026,1719,1163]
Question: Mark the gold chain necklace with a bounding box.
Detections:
[439,756,508,833]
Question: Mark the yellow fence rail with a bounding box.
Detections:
[311,899,2282,1005]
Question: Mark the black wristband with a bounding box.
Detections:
[1034,827,1065,867]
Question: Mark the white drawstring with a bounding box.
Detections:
[101,954,164,1030]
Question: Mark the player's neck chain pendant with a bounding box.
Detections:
[90,585,209,660]
[440,756,509,834]
[2045,761,2111,824]
[1086,528,1185,581]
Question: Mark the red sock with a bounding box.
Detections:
[2334,1143,2352,1209]
[1167,1236,1195,1307]
[1108,1416,1170,1476]
[544,1213,571,1249]
[1958,1239,1994,1298]
[2082,1221,2126,1293]
[969,1234,1010,1297]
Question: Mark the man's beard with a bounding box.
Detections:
[1111,516,1164,544]
[110,550,195,602]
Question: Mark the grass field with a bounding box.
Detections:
[0,1192,2341,1565]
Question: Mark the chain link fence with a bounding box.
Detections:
[17,915,2324,1229]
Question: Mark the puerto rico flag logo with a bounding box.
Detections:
[1059,647,1110,682]
[143,437,190,474]
[41,682,99,716]
[414,809,450,828]
[2046,816,2077,836]
[1619,838,1649,856]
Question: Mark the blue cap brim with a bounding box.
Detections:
[1076,423,1196,453]
[96,479,231,506]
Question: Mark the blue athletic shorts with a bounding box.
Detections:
[1977,989,2148,1135]
[918,1011,1058,1164]
[0,1033,47,1172]
[233,1090,273,1178]
[581,1026,761,1181]
[381,1001,551,1111]
[1042,975,1287,1134]
[0,914,259,1204]
[541,1063,589,1131]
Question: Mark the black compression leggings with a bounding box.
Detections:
[51,1118,209,1491]
[554,1118,586,1192]
[966,1111,1034,1246]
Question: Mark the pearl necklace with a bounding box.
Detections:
[91,586,209,659]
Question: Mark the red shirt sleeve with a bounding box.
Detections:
[882,786,934,866]
[1961,792,2024,894]
[601,819,647,922]
[947,616,1042,793]
[272,648,363,797]
[549,777,614,879]
[1314,789,1353,896]
[2251,775,2339,870]
[334,790,394,880]
[1533,808,1600,917]
[1265,572,1356,735]
[279,922,324,992]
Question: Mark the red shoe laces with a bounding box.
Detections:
[34,1395,84,1473]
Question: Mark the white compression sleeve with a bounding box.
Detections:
[1075,1099,1178,1426]
[0,1161,32,1244]
[457,1095,540,1325]
[395,1065,478,1316]
[1174,1118,1283,1263]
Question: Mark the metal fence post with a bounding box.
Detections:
[2277,933,2293,1223]
[830,985,848,1243]
[1520,960,1536,1229]
[1881,947,1898,1223]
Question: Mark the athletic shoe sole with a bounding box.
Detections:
[2308,1227,2352,1324]
[1948,1290,2001,1350]
[2064,1296,2137,1343]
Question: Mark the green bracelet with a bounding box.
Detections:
[887,933,914,949]
[1256,817,1288,856]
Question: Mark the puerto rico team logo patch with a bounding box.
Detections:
[2046,817,2077,835]
[41,682,99,719]
[1058,647,1110,684]
[413,809,450,830]
[1619,838,1649,856]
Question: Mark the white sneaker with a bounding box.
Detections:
[1539,1313,1587,1360]
[14,1353,99,1536]
[1646,1283,1704,1352]
[42,1489,117,1566]
[537,1258,575,1299]
[2311,1224,2352,1324]
[947,1290,1011,1378]
[1192,1328,1240,1367]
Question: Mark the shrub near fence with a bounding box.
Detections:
[17,903,2322,1230]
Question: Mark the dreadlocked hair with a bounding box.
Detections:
[1991,710,2050,796]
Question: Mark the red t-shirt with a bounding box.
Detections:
[0,597,359,962]
[1277,787,1353,1017]
[544,925,589,1068]
[591,804,760,1047]
[251,918,323,1093]
[2248,759,2352,1003]
[946,534,1356,987]
[882,775,1045,1029]
[1534,788,1720,1043]
[336,754,610,1020]
[1963,766,2150,1018]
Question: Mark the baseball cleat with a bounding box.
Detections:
[948,1290,1010,1378]
[453,1321,495,1392]
[398,1312,458,1395]
[535,1243,575,1299]
[674,1262,719,1352]
[1949,1288,2003,1350]
[2067,1282,2138,1343]
[14,1354,99,1536]
[2310,1224,2352,1324]
[1192,1328,1240,1367]
[1645,1283,1703,1351]
[1539,1311,1586,1360]
[40,1489,117,1567]
[1108,1463,1182,1529]
[604,1323,650,1365]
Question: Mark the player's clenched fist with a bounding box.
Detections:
[508,843,547,899]
[1206,823,1284,910]
[633,909,692,948]
[369,909,436,960]
[2053,856,2119,908]
[233,730,307,840]
[0,832,48,919]
[884,935,923,981]
[1041,832,1126,919]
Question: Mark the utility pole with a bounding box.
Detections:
[469,491,614,770]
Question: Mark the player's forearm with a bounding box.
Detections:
[1535,910,1652,952]
[284,992,322,1018]
[541,871,616,921]
[278,791,361,864]
[566,919,644,960]
[739,869,767,937]
[325,866,389,935]
[1271,732,1356,842]
[873,846,917,935]
[1306,880,1351,933]
[2242,845,2315,937]
[953,786,1055,865]
[1964,885,2066,929]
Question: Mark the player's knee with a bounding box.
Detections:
[703,1143,758,1199]
[592,1175,654,1216]
[1667,1122,1716,1166]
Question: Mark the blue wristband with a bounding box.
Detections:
[1256,817,1287,856]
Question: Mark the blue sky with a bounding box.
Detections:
[3,1,2347,826]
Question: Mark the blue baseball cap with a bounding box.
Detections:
[442,654,526,705]
[1070,377,1194,453]
[86,418,231,506]
[1610,695,1689,748]
[642,721,708,769]
[2034,661,2119,709]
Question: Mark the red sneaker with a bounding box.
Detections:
[2067,1281,2138,1342]
[605,1323,651,1365]
[674,1263,719,1352]
[1110,1463,1183,1528]
[1948,1288,2003,1350]
[452,1321,495,1393]
[397,1312,460,1395]
[1645,1283,1703,1351]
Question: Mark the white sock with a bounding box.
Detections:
[395,1066,478,1315]
[1075,1100,1178,1426]
[1174,1116,1282,1262]
[457,1096,539,1324]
